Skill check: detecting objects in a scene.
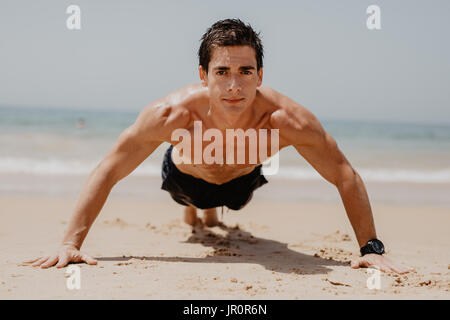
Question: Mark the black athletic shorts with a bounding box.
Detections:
[161,144,268,210]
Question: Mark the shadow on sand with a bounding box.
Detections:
[97,222,349,275]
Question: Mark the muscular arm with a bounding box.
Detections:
[269,95,411,274]
[292,122,376,248]
[24,100,191,269]
[62,119,154,249]
[62,102,190,250]
[24,85,198,268]
[270,99,376,248]
[61,124,160,250]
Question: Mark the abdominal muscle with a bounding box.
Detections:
[171,146,259,185]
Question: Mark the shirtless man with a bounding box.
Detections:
[26,19,411,274]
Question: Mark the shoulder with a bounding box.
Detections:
[134,83,207,141]
[258,86,324,146]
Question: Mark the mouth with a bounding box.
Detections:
[223,98,244,104]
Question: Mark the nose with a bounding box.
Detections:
[227,75,241,94]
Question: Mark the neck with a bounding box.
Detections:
[208,102,254,131]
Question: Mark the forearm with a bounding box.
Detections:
[336,170,377,248]
[61,165,116,249]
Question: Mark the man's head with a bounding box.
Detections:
[198,19,264,118]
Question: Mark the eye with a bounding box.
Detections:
[242,70,252,75]
[216,70,226,75]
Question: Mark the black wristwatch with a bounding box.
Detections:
[360,238,385,256]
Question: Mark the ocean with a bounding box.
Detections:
[2,105,450,184]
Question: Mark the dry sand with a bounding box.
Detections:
[1,193,449,299]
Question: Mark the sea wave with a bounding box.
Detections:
[1,157,450,183]
[273,166,450,183]
[0,157,161,177]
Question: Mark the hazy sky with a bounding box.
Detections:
[1,0,449,124]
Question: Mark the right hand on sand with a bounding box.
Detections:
[22,245,97,269]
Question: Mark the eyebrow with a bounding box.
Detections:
[213,66,256,71]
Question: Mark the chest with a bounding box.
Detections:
[170,120,281,167]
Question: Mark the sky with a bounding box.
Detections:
[0,0,449,124]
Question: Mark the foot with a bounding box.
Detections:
[202,208,219,227]
[184,206,200,226]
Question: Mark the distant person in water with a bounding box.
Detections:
[76,118,85,129]
[24,19,412,274]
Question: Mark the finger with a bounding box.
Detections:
[32,256,49,267]
[377,263,392,273]
[366,258,391,273]
[351,257,363,268]
[394,262,414,274]
[390,263,413,274]
[351,257,371,269]
[56,253,70,268]
[22,257,41,265]
[384,262,402,274]
[81,254,97,265]
[41,255,59,269]
[351,258,360,268]
[366,255,392,273]
[380,258,408,274]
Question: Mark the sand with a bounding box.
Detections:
[1,187,449,300]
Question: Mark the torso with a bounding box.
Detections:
[159,84,291,185]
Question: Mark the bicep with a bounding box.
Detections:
[100,103,189,183]
[293,128,354,186]
[271,99,355,185]
[101,124,161,183]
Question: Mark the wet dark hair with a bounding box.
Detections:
[198,19,264,73]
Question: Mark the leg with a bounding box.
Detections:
[183,205,200,226]
[202,207,219,227]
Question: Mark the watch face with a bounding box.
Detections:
[371,240,384,254]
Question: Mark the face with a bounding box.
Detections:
[199,45,263,118]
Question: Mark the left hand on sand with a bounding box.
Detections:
[350,254,413,274]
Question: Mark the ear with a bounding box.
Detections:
[199,65,208,87]
[257,68,263,87]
